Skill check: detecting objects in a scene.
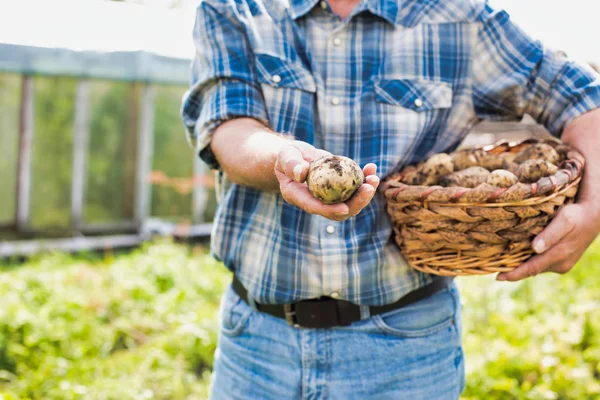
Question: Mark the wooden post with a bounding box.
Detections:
[71,79,90,229]
[192,156,208,223]
[134,83,155,227]
[15,75,34,233]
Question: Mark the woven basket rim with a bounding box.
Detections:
[382,138,584,206]
[410,177,580,208]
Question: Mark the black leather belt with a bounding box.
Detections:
[231,275,453,329]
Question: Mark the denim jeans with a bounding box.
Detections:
[210,282,465,400]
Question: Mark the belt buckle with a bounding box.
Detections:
[284,303,300,328]
[285,298,343,329]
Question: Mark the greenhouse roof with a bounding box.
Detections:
[0,0,598,85]
[0,0,196,85]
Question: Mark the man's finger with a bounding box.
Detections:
[531,205,578,254]
[276,142,333,183]
[362,163,377,177]
[496,243,568,281]
[290,141,332,163]
[276,145,310,183]
[347,174,379,216]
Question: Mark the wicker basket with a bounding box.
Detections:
[382,138,584,276]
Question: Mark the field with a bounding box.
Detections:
[0,240,598,399]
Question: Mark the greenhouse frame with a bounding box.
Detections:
[0,0,213,256]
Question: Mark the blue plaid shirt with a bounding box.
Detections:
[181,0,600,305]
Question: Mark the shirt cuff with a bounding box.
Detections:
[192,79,270,170]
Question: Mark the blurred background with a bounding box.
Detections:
[0,0,599,399]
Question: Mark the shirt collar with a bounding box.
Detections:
[367,0,402,25]
[288,0,402,25]
[288,0,321,20]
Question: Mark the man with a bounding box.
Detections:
[181,0,600,397]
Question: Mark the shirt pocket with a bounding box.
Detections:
[364,78,453,175]
[374,78,452,111]
[254,53,316,138]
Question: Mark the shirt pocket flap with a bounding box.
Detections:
[255,53,316,93]
[374,79,452,111]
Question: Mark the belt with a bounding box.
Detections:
[231,275,453,329]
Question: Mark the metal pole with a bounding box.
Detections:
[134,83,155,226]
[71,79,90,229]
[15,75,34,233]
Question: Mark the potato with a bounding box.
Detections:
[499,152,517,164]
[440,166,490,188]
[400,164,423,185]
[401,154,454,186]
[513,143,560,164]
[554,144,570,162]
[423,153,454,175]
[486,169,519,188]
[421,153,454,185]
[506,162,520,175]
[307,156,364,204]
[516,159,559,183]
[450,149,504,171]
[451,149,482,170]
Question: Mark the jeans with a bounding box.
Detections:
[210,282,465,400]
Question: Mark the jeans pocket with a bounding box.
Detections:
[373,286,457,338]
[220,286,253,337]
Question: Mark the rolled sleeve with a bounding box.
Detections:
[472,3,600,136]
[181,1,269,170]
[534,56,600,135]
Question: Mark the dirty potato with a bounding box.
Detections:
[307,156,364,204]
[516,159,559,183]
[401,154,454,186]
[513,143,560,164]
[400,164,423,185]
[499,152,517,165]
[506,162,521,175]
[450,149,504,171]
[440,166,491,188]
[486,169,519,188]
[420,153,454,185]
[450,149,483,170]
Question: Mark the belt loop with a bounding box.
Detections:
[359,305,371,320]
[246,294,259,311]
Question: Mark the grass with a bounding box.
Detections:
[0,239,598,399]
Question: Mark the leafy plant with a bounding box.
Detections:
[0,239,598,399]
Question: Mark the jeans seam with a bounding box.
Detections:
[449,284,464,399]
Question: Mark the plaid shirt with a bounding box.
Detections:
[181,0,600,305]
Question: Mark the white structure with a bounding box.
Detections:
[0,0,211,256]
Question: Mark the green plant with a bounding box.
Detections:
[0,239,598,399]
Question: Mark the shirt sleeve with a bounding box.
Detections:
[180,1,269,170]
[471,3,600,136]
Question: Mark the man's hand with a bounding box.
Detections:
[274,141,379,221]
[497,108,600,281]
[496,203,599,281]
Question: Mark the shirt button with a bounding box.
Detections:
[414,98,423,108]
[331,97,340,106]
[330,291,340,299]
[333,37,342,47]
[272,75,282,84]
[320,0,327,9]
[326,225,336,234]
